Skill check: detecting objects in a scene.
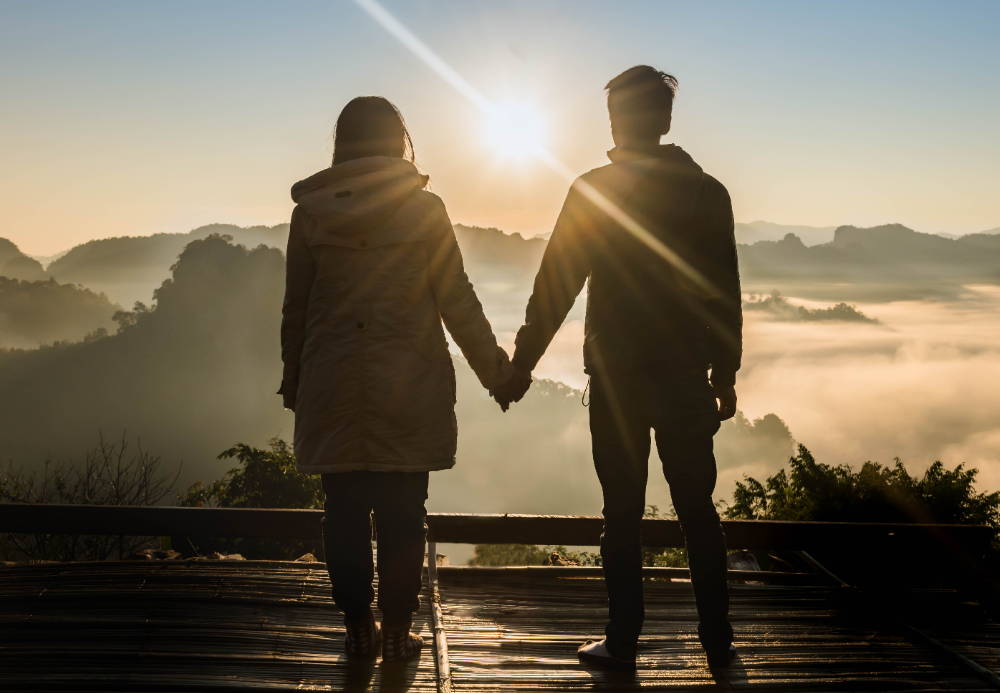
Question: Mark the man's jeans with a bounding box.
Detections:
[321,471,428,627]
[589,370,732,656]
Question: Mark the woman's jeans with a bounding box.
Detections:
[321,471,429,627]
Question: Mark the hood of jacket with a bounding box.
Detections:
[607,143,702,173]
[290,157,430,234]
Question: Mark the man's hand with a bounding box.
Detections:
[713,383,737,421]
[491,367,532,412]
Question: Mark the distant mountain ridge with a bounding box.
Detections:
[31,222,547,306]
[734,221,837,246]
[739,223,1000,287]
[9,219,999,307]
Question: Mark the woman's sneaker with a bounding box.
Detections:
[344,611,381,660]
[382,625,424,662]
[577,638,637,670]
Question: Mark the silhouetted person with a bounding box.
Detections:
[280,96,510,662]
[494,66,742,669]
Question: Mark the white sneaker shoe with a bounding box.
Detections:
[577,638,637,670]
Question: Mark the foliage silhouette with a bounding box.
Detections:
[178,439,322,560]
[726,444,999,529]
[0,433,178,561]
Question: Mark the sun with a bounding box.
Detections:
[482,100,548,162]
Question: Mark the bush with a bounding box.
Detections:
[726,445,999,529]
[0,433,179,561]
[178,438,322,559]
[726,445,999,591]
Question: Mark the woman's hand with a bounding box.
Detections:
[491,367,532,412]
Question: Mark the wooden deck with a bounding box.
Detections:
[1,560,998,692]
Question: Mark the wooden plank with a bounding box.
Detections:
[0,560,996,692]
[0,560,438,691]
[0,504,992,554]
[903,624,1000,690]
[436,570,996,692]
[438,565,819,585]
[426,541,453,693]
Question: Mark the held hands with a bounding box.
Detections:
[491,366,532,412]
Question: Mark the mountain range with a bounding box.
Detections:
[2,220,998,348]
[8,220,997,306]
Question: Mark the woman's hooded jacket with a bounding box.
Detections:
[279,156,510,474]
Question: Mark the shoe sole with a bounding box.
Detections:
[578,651,637,671]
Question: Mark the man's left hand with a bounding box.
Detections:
[713,383,737,421]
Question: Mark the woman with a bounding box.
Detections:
[278,96,510,662]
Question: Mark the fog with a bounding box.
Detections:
[497,286,1000,496]
[738,286,1000,491]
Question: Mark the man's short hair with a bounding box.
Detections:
[605,66,678,137]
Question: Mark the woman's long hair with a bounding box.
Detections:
[333,96,415,165]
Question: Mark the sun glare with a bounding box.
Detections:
[483,100,548,162]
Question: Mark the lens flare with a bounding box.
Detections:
[483,101,548,161]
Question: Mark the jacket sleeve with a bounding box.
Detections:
[700,178,742,388]
[278,206,315,405]
[512,182,592,372]
[426,199,511,391]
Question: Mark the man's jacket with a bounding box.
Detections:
[512,144,742,386]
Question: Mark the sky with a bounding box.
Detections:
[2,0,999,256]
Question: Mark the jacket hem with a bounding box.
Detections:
[297,459,456,475]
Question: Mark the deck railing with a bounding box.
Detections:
[0,502,992,552]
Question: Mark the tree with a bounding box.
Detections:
[178,438,322,559]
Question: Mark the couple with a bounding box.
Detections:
[278,65,742,669]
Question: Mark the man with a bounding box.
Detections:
[493,65,742,669]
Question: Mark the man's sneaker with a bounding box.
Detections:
[382,626,424,662]
[344,611,381,660]
[577,638,637,670]
[705,643,737,669]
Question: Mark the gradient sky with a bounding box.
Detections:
[2,0,999,255]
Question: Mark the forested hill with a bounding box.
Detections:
[43,224,288,304]
[0,277,119,349]
[0,238,47,281]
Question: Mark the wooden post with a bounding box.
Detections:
[426,540,452,693]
